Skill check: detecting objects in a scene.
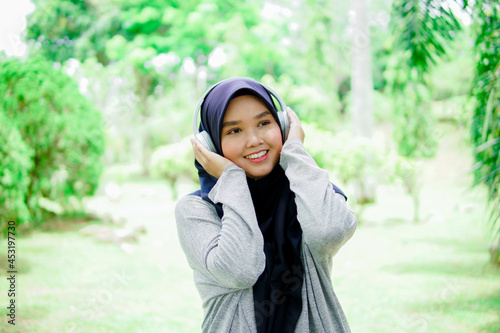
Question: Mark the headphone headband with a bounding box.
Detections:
[192,78,287,135]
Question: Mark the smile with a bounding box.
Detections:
[244,150,269,163]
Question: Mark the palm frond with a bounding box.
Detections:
[391,0,461,76]
[470,1,500,246]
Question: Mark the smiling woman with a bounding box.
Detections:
[221,95,283,179]
[175,77,357,333]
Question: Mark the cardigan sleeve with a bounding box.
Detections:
[279,138,357,259]
[175,164,265,290]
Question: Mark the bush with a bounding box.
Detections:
[303,123,384,209]
[0,57,105,224]
[150,137,198,200]
[303,123,382,180]
[0,111,33,233]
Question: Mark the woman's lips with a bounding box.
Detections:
[244,150,269,163]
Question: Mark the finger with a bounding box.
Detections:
[287,108,301,127]
[286,107,298,121]
[192,138,216,167]
[285,107,305,142]
[191,138,199,155]
[192,138,205,155]
[191,139,204,163]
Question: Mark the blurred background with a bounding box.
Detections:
[0,0,499,332]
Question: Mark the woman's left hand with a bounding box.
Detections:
[286,107,305,143]
[191,138,234,179]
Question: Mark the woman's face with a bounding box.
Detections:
[221,95,283,179]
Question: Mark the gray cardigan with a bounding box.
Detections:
[175,138,357,332]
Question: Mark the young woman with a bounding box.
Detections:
[175,77,357,332]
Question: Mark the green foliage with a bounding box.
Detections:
[27,0,280,176]
[469,0,500,252]
[392,79,437,159]
[150,137,198,200]
[27,0,97,62]
[384,0,462,221]
[0,57,105,223]
[167,0,262,62]
[387,0,459,160]
[384,48,438,159]
[0,111,34,233]
[302,123,384,202]
[384,64,436,221]
[218,14,291,80]
[372,90,395,123]
[149,80,199,144]
[28,0,265,70]
[292,0,351,88]
[427,33,476,101]
[390,0,461,77]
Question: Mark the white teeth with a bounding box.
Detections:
[245,150,268,159]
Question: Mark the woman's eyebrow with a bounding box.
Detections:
[255,110,272,119]
[222,120,240,128]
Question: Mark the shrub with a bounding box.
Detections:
[303,123,383,181]
[150,137,198,200]
[0,57,105,223]
[303,123,384,210]
[0,111,33,233]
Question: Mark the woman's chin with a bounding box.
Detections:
[242,162,276,180]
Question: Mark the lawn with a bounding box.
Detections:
[1,124,499,332]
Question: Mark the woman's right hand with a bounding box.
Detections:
[191,138,234,179]
[286,107,305,143]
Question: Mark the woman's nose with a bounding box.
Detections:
[246,129,263,147]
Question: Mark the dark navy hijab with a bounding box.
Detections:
[192,77,304,332]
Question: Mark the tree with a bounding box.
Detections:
[26,0,98,63]
[351,0,376,205]
[351,0,374,139]
[0,111,33,234]
[0,57,104,225]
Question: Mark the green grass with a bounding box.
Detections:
[0,188,204,333]
[1,124,499,332]
[333,201,500,332]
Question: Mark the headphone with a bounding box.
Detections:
[192,78,290,153]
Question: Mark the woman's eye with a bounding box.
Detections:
[259,121,271,127]
[228,128,241,135]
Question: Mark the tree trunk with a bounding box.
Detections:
[140,92,151,177]
[134,69,153,177]
[351,0,373,138]
[351,0,376,204]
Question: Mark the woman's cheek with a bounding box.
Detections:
[270,126,284,150]
[221,137,242,163]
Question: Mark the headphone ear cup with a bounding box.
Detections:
[195,131,217,153]
[277,111,290,140]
